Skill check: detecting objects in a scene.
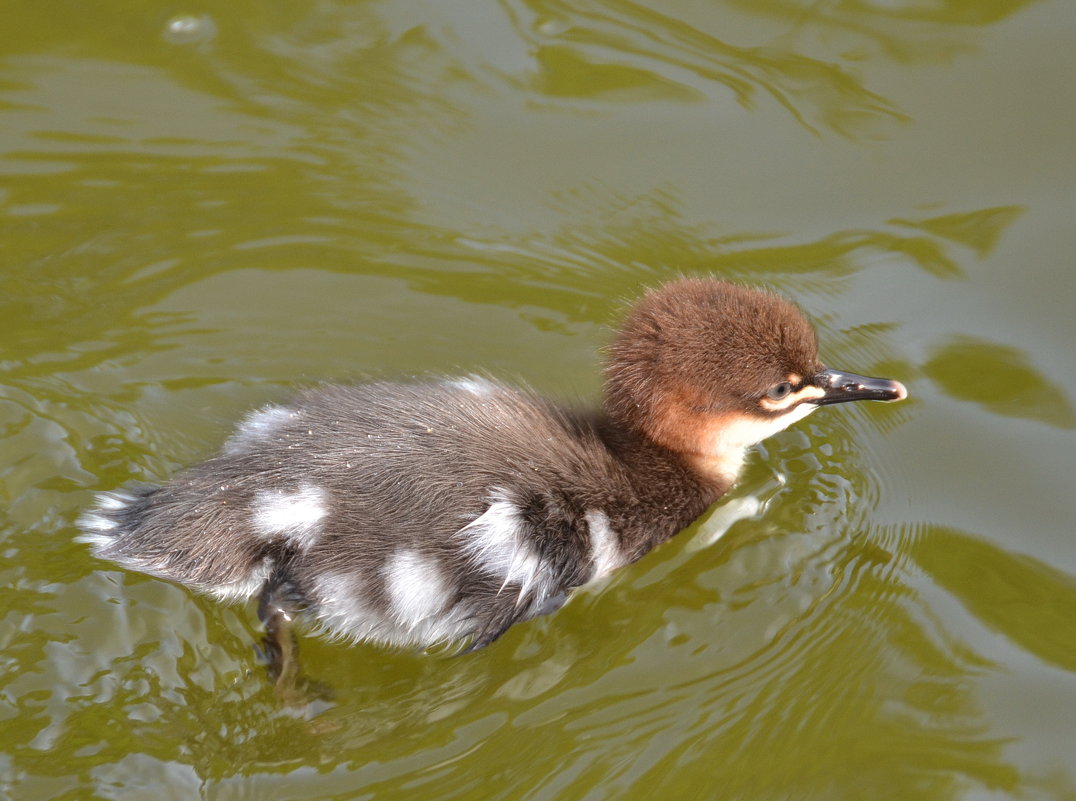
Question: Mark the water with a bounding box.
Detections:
[2,1,1075,799]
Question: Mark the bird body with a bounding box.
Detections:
[79,279,906,652]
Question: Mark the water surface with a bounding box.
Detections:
[2,1,1075,799]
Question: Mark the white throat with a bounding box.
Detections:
[691,404,819,485]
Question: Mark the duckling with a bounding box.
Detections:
[78,279,906,656]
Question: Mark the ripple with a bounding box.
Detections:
[499,0,907,137]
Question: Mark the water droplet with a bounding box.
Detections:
[534,17,567,37]
[163,14,217,45]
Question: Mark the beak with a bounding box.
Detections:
[810,368,908,406]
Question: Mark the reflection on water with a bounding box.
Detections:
[925,337,1076,429]
[500,0,906,137]
[890,206,1025,260]
[732,0,1041,27]
[908,525,1076,673]
[725,0,1042,62]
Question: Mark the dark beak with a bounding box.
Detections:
[811,368,908,406]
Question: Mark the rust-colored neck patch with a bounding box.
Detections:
[644,383,820,486]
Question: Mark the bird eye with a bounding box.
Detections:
[766,382,793,401]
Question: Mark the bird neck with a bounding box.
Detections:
[594,413,732,553]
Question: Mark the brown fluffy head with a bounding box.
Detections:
[603,279,823,470]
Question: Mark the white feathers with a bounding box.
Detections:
[97,491,136,511]
[205,558,274,603]
[223,405,296,455]
[384,550,451,628]
[695,405,821,485]
[76,488,274,603]
[585,510,625,580]
[252,483,328,550]
[444,377,496,397]
[308,572,376,642]
[458,491,550,601]
[76,513,117,534]
[771,401,820,431]
[708,406,819,456]
[74,526,118,551]
[309,567,471,649]
[75,491,137,549]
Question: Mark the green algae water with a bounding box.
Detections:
[3,1,1076,799]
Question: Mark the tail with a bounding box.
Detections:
[76,485,273,602]
[76,486,158,555]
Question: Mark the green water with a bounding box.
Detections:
[3,1,1075,799]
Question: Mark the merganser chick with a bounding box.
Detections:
[78,278,906,654]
